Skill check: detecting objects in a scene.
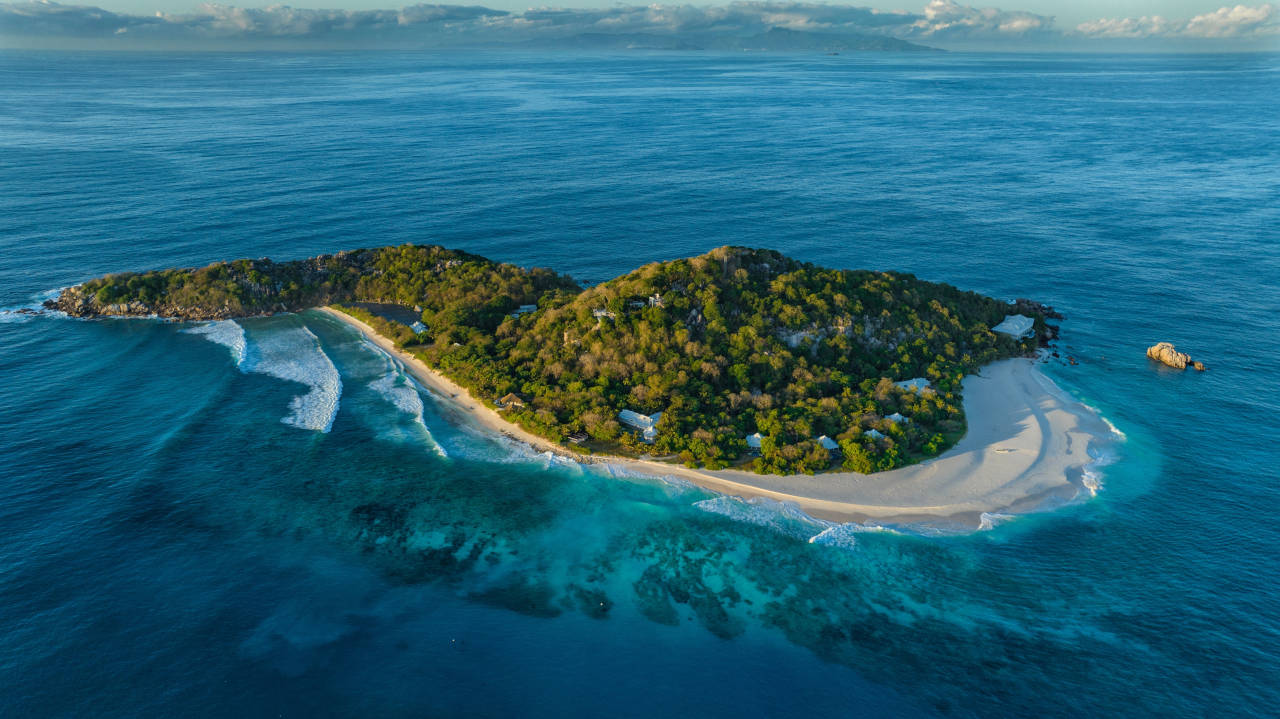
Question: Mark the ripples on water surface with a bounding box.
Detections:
[1,51,1278,717]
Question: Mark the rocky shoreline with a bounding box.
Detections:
[45,284,298,321]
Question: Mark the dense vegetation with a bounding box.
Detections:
[67,245,577,323]
[62,245,1048,475]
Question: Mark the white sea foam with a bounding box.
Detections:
[806,524,861,550]
[0,287,71,323]
[358,340,448,456]
[978,512,1016,531]
[182,320,247,366]
[1100,414,1127,441]
[368,369,448,457]
[1081,444,1119,497]
[694,496,831,539]
[540,450,582,471]
[241,325,342,433]
[1031,366,1127,506]
[807,519,904,548]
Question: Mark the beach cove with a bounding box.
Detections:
[320,306,1119,529]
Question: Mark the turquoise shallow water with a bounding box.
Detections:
[1,51,1278,717]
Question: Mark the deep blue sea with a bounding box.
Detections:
[1,51,1278,717]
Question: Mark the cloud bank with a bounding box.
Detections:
[1,1,1276,50]
[1076,3,1278,40]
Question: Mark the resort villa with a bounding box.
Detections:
[992,314,1035,339]
[618,409,662,443]
[895,378,932,393]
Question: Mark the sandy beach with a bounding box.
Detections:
[320,307,1116,528]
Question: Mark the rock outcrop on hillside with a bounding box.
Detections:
[1147,342,1206,371]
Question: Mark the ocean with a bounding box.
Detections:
[1,50,1277,717]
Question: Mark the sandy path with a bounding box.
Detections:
[319,307,1115,527]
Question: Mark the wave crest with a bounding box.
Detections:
[241,325,342,433]
[182,320,247,366]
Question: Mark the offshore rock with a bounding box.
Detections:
[1147,342,1205,371]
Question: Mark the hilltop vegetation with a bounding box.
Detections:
[55,245,578,324]
[54,245,1049,475]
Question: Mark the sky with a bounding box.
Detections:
[2,1,1278,51]
[70,1,1244,28]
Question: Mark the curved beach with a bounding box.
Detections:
[320,307,1116,527]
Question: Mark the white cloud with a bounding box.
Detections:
[1075,3,1278,40]
[1074,15,1177,39]
[1183,3,1276,37]
[905,0,1053,38]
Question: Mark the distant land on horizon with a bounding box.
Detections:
[514,28,936,53]
[3,0,1276,52]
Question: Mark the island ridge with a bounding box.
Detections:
[51,244,1068,479]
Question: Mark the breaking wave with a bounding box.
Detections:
[0,287,69,323]
[359,340,447,456]
[806,524,861,550]
[694,496,831,541]
[978,512,1016,531]
[369,369,447,457]
[241,325,342,433]
[182,320,247,366]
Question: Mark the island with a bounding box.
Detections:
[50,245,1114,524]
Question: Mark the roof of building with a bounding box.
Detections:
[745,432,763,448]
[887,412,909,423]
[992,314,1035,339]
[864,429,886,440]
[499,393,525,406]
[894,378,932,393]
[618,409,659,429]
[816,435,840,450]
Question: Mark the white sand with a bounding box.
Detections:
[321,307,1116,528]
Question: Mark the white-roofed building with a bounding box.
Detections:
[816,435,840,451]
[886,412,909,424]
[745,432,763,450]
[619,409,662,443]
[864,429,886,440]
[992,314,1035,339]
[410,321,428,334]
[894,378,931,393]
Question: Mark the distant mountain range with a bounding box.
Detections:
[517,28,936,52]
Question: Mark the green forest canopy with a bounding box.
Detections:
[75,245,1047,475]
